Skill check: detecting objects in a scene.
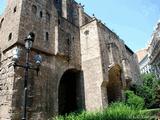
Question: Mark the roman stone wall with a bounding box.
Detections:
[129,54,141,85]
[9,45,81,120]
[0,0,22,51]
[96,22,127,104]
[57,17,81,68]
[17,0,58,54]
[66,0,80,26]
[0,47,15,120]
[80,20,104,110]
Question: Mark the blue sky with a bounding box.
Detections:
[0,0,160,52]
[0,0,6,15]
[76,0,160,52]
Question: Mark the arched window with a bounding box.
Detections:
[0,53,1,68]
[8,33,12,41]
[46,12,50,21]
[40,11,43,18]
[0,18,4,29]
[32,5,37,15]
[13,6,17,13]
[58,19,61,25]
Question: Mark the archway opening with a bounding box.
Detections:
[58,69,83,115]
[107,64,122,104]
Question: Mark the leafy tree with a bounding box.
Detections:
[135,73,160,108]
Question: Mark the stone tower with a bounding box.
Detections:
[0,0,140,119]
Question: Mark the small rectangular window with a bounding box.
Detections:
[46,32,49,41]
[13,6,17,13]
[8,33,12,41]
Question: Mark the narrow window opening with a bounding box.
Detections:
[0,53,1,68]
[46,32,49,41]
[32,5,37,15]
[67,38,70,45]
[46,12,50,21]
[13,6,17,13]
[0,18,4,29]
[8,33,12,41]
[58,19,60,25]
[40,11,43,18]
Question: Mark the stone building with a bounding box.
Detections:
[148,20,160,79]
[0,0,140,119]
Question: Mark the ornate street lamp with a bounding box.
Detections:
[12,32,42,120]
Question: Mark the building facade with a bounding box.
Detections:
[148,21,160,79]
[0,0,140,119]
[139,54,151,74]
[136,48,151,74]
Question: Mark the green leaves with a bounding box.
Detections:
[135,73,159,108]
[125,90,145,109]
[53,102,150,120]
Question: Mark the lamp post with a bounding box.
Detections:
[12,32,42,120]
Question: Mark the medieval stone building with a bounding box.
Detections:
[0,0,140,119]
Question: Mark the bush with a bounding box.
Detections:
[125,90,145,109]
[135,73,159,108]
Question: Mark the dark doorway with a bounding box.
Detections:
[107,65,122,103]
[58,69,83,115]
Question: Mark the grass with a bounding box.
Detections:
[52,102,154,120]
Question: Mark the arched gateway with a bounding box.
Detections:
[58,69,84,115]
[107,64,122,103]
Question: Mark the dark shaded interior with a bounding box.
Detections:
[58,69,84,115]
[107,81,122,103]
[107,66,122,103]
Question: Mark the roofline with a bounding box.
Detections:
[125,45,134,54]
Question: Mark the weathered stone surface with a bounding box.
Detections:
[0,0,140,120]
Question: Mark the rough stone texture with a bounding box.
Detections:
[0,48,15,120]
[0,0,140,120]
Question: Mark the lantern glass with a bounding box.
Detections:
[12,48,20,62]
[25,33,35,49]
[25,39,33,49]
[34,54,42,66]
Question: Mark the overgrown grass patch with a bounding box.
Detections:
[52,102,153,120]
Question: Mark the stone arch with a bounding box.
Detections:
[107,64,122,103]
[58,69,84,115]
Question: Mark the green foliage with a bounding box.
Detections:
[103,102,147,120]
[53,102,150,120]
[135,73,159,108]
[125,90,145,109]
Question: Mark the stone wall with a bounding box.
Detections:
[17,0,57,55]
[0,0,22,51]
[80,20,104,110]
[0,48,15,120]
[57,17,81,68]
